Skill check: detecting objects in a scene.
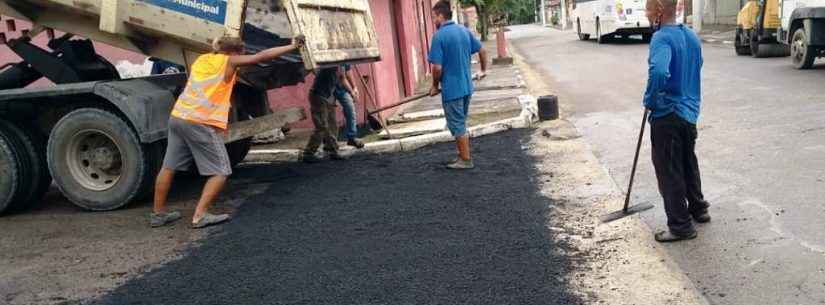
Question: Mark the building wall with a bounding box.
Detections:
[704,0,740,25]
[0,1,436,130]
[685,0,740,26]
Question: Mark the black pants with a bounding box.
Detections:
[650,113,709,235]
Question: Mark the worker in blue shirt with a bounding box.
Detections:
[644,0,711,242]
[428,0,488,170]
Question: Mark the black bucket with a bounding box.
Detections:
[538,95,559,121]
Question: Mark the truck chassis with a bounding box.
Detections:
[0,31,305,213]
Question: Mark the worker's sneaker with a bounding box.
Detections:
[444,157,460,165]
[692,210,712,223]
[192,213,231,229]
[654,230,697,243]
[303,153,322,164]
[150,211,182,228]
[347,138,365,149]
[329,152,347,161]
[446,159,474,170]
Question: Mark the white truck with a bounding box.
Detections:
[0,0,380,213]
[779,0,825,68]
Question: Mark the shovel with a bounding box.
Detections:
[601,109,655,223]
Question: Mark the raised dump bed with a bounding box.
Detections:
[0,0,382,213]
[0,0,380,74]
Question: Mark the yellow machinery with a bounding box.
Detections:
[735,0,790,57]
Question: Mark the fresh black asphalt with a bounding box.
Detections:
[96,130,585,305]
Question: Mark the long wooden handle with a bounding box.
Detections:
[367,93,429,115]
[623,109,649,213]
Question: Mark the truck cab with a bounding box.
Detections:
[778,0,825,68]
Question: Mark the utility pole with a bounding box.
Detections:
[561,0,568,30]
[692,0,703,33]
[540,0,547,26]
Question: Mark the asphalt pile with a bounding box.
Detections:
[96,130,587,305]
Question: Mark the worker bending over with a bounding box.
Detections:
[151,35,304,228]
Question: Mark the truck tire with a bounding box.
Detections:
[0,120,51,211]
[47,108,152,211]
[791,27,816,69]
[135,140,166,201]
[227,138,252,168]
[735,28,751,55]
[750,34,763,58]
[225,110,254,168]
[577,20,590,41]
[0,126,20,213]
[21,123,52,209]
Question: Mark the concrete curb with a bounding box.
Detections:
[247,95,538,162]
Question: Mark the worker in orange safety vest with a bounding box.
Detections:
[150,35,305,229]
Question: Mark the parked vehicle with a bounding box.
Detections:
[778,0,825,68]
[573,0,655,43]
[735,0,791,57]
[0,0,380,213]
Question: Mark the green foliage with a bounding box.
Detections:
[496,0,538,25]
[458,0,537,26]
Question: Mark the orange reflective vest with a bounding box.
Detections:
[171,53,237,130]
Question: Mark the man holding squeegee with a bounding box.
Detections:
[428,0,488,170]
[644,0,711,242]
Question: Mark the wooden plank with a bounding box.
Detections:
[226,107,306,143]
[281,0,380,70]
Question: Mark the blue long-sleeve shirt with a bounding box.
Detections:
[643,24,703,124]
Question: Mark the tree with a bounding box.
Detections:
[459,0,495,41]
[458,0,537,41]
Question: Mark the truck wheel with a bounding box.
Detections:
[0,120,51,211]
[48,108,152,211]
[135,140,166,201]
[227,138,252,168]
[0,126,20,213]
[791,28,816,69]
[577,20,590,41]
[750,34,763,58]
[734,29,751,55]
[596,20,605,44]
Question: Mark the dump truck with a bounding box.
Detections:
[0,0,380,213]
[735,0,790,57]
[778,0,825,68]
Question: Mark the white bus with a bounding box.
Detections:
[573,0,685,43]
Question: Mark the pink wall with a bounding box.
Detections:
[393,0,435,96]
[1,2,437,131]
[274,0,436,129]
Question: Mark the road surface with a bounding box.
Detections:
[510,24,825,305]
[92,130,586,305]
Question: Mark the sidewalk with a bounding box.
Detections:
[696,24,737,44]
[248,37,537,162]
[381,39,528,139]
[507,24,709,305]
